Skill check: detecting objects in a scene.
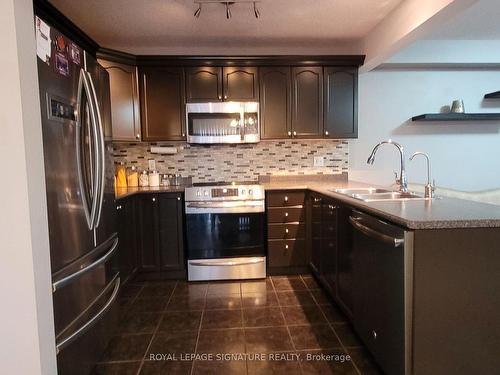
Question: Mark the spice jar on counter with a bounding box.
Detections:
[127,166,138,187]
[139,171,149,187]
[148,170,160,187]
[161,174,170,187]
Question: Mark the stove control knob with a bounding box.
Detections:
[241,189,246,195]
[248,189,253,195]
[204,190,209,196]
[196,190,202,197]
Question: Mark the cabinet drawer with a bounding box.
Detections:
[268,223,306,240]
[267,191,306,207]
[268,239,306,267]
[267,207,305,223]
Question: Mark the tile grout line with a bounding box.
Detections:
[135,280,178,375]
[307,274,363,375]
[190,282,209,375]
[270,276,305,375]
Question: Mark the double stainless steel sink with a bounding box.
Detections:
[333,187,432,202]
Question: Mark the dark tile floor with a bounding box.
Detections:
[93,275,383,375]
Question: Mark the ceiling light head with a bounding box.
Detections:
[253,2,260,18]
[194,4,202,18]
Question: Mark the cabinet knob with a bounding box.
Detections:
[372,330,377,340]
[325,130,329,136]
[218,95,222,100]
[182,133,186,137]
[177,197,181,201]
[152,197,156,202]
[287,131,292,137]
[116,205,122,210]
[285,244,289,250]
[285,212,289,217]
[284,196,288,202]
[224,95,228,100]
[285,228,289,234]
[293,131,297,137]
[136,134,140,140]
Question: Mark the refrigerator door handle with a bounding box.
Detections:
[76,69,101,230]
[52,236,119,292]
[86,71,106,229]
[55,273,120,354]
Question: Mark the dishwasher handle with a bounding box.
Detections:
[349,215,404,248]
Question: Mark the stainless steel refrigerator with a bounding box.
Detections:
[36,17,119,375]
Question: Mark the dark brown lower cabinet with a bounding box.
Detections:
[136,193,186,278]
[116,197,138,284]
[266,190,309,274]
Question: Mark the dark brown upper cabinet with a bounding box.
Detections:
[324,67,358,138]
[139,66,186,141]
[259,66,291,139]
[223,67,259,101]
[185,67,223,102]
[98,60,141,141]
[292,67,323,138]
[185,66,258,102]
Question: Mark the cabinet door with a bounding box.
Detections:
[259,67,291,139]
[324,67,357,138]
[223,67,259,101]
[158,194,185,271]
[136,195,161,271]
[320,200,337,295]
[310,194,322,275]
[291,67,323,138]
[116,198,137,283]
[99,60,141,141]
[185,67,223,102]
[139,67,186,141]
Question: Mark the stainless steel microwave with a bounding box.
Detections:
[186,102,260,144]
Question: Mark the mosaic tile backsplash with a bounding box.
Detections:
[113,140,349,182]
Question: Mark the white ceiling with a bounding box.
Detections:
[426,0,500,40]
[49,0,404,54]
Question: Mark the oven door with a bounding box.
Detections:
[186,212,265,259]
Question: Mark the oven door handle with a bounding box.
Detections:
[186,202,263,208]
[189,258,265,267]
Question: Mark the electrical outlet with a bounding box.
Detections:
[148,159,156,171]
[313,156,324,167]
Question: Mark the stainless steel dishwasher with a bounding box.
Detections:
[350,210,414,375]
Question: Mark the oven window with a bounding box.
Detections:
[186,213,265,259]
[188,113,241,137]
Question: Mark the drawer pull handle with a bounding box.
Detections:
[285,212,289,217]
[284,196,288,202]
[372,330,377,340]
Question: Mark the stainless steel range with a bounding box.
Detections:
[185,182,266,281]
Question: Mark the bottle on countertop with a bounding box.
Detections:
[139,171,149,187]
[127,165,138,187]
[148,170,160,187]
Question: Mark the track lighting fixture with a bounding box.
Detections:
[253,2,260,18]
[193,0,261,19]
[194,4,202,18]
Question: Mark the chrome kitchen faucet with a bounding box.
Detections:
[367,140,408,193]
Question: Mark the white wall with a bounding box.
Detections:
[0,0,56,374]
[350,68,500,191]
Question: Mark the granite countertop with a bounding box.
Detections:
[263,179,500,230]
[115,176,500,230]
[115,186,186,200]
